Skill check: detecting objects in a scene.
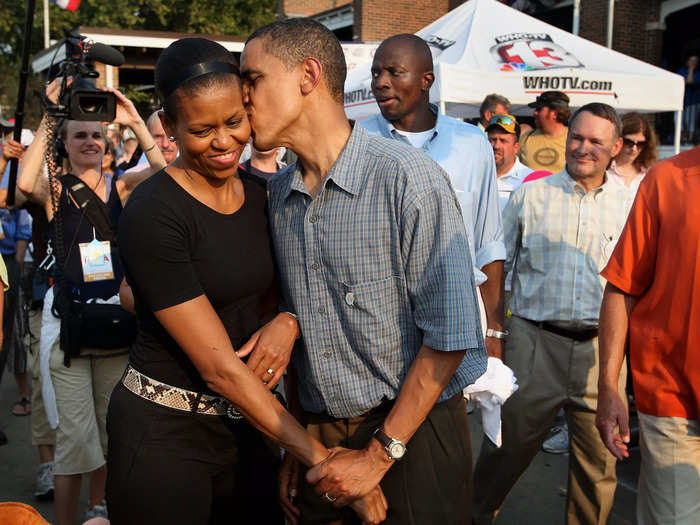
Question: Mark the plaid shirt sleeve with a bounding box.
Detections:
[401,160,484,352]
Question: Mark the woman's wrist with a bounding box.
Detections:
[276,312,300,338]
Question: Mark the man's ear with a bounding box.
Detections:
[513,141,521,155]
[301,57,323,96]
[611,136,623,158]
[422,71,435,92]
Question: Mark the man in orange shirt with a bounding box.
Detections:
[597,146,700,524]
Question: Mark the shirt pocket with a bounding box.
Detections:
[332,275,407,352]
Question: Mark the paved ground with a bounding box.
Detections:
[0,307,640,524]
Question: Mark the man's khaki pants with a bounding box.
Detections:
[473,316,626,525]
[637,412,700,525]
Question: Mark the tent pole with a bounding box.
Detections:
[606,0,614,48]
[440,100,446,115]
[674,110,682,155]
[572,0,580,35]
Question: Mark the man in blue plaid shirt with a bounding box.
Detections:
[242,18,487,525]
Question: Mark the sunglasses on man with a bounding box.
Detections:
[487,114,519,135]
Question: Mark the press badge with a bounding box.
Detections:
[79,233,114,282]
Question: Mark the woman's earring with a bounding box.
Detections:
[169,136,176,142]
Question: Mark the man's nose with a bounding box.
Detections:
[372,70,391,90]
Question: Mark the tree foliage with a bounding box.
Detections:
[0,0,277,124]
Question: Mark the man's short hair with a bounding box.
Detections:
[146,111,161,134]
[569,103,622,139]
[479,94,511,119]
[246,19,347,104]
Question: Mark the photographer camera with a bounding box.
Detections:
[17,71,165,525]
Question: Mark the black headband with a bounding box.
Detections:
[157,61,239,102]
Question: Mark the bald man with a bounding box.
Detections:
[362,34,507,360]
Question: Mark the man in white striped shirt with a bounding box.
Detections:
[472,103,634,525]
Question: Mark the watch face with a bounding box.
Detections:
[389,442,406,459]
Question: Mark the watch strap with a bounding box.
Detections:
[372,427,392,449]
[486,328,509,340]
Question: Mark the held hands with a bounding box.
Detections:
[595,387,630,460]
[237,312,298,389]
[306,442,393,508]
[280,452,388,525]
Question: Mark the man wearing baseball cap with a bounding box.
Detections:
[486,114,531,212]
[519,91,570,172]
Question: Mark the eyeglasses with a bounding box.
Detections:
[623,138,647,149]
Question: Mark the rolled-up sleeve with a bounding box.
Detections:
[401,175,483,352]
[473,135,506,270]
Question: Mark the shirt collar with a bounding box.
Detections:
[558,167,612,195]
[500,158,527,180]
[376,103,441,145]
[280,122,368,200]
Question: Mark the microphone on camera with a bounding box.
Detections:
[85,42,125,67]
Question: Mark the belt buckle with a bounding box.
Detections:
[226,403,244,420]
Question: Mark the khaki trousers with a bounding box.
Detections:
[637,412,700,525]
[473,316,627,525]
[50,341,128,475]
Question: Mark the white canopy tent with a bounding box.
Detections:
[343,0,685,153]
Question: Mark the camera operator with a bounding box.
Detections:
[17,77,165,525]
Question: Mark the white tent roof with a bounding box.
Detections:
[344,0,685,121]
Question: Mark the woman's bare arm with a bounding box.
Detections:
[154,294,330,467]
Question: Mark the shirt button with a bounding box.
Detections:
[311,261,320,271]
[309,214,319,223]
[317,306,325,315]
[322,351,331,358]
[345,292,355,306]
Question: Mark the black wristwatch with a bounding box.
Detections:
[372,427,407,460]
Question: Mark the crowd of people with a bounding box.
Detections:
[0,17,697,525]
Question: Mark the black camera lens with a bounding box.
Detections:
[70,90,116,122]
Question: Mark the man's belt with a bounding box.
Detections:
[522,318,598,341]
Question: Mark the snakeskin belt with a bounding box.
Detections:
[122,365,244,420]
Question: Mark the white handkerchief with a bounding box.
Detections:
[464,357,519,447]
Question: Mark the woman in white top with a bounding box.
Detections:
[607,112,658,194]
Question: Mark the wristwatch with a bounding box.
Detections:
[486,328,509,340]
[372,427,407,460]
